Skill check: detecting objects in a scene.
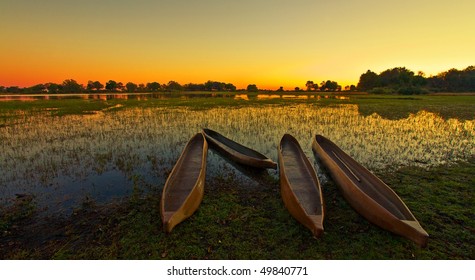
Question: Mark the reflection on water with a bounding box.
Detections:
[0,93,236,101]
[255,94,347,100]
[1,104,474,214]
[234,94,249,100]
[265,94,311,99]
[0,93,350,102]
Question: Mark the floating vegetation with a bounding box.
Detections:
[1,104,474,214]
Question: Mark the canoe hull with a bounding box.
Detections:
[278,134,324,237]
[160,133,208,233]
[203,128,277,169]
[312,135,428,247]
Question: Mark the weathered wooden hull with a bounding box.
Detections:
[202,128,277,169]
[160,133,208,233]
[312,134,429,247]
[278,134,324,237]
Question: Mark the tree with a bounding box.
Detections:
[62,79,83,93]
[378,67,414,88]
[116,82,124,92]
[305,81,315,91]
[6,86,21,93]
[413,72,427,87]
[357,67,433,94]
[464,65,475,91]
[146,82,161,92]
[204,81,220,91]
[184,83,205,91]
[295,87,301,91]
[247,84,258,92]
[225,83,236,91]
[320,80,339,91]
[126,82,138,93]
[166,81,182,91]
[203,81,236,91]
[357,70,379,91]
[105,80,118,92]
[138,84,146,92]
[46,83,61,93]
[93,81,104,91]
[277,86,284,92]
[427,68,474,92]
[87,80,104,92]
[27,84,47,93]
[86,81,95,91]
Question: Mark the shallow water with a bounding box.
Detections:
[1,104,474,215]
[0,92,348,102]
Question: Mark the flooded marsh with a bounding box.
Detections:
[1,101,474,216]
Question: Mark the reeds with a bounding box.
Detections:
[1,104,473,212]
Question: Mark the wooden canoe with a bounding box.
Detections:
[278,134,324,237]
[160,133,208,233]
[312,134,429,247]
[202,128,277,169]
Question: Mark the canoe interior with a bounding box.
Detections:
[281,135,322,216]
[162,135,205,212]
[203,128,268,160]
[315,135,414,221]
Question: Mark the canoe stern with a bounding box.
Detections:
[279,134,325,238]
[313,134,430,247]
[160,133,208,233]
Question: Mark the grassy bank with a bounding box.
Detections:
[0,159,473,259]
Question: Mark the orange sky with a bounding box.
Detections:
[1,0,474,90]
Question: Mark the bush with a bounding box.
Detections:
[397,86,430,95]
[368,86,430,95]
[368,87,396,94]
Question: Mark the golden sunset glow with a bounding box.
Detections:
[1,0,474,89]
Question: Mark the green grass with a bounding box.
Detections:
[0,93,474,259]
[351,95,475,120]
[2,93,474,121]
[1,159,473,259]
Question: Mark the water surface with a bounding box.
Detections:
[1,104,474,215]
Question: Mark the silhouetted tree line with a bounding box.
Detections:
[3,66,474,94]
[357,66,475,94]
[304,80,344,92]
[0,79,237,94]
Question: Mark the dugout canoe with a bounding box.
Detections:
[202,128,277,169]
[160,133,208,233]
[278,134,324,237]
[312,134,429,247]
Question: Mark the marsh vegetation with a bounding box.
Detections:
[0,94,474,259]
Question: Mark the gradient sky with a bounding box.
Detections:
[1,0,474,90]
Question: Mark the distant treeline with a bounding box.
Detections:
[357,66,475,94]
[1,66,474,94]
[0,80,239,94]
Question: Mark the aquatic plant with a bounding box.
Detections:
[1,104,473,214]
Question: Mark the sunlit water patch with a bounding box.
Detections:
[1,104,474,214]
